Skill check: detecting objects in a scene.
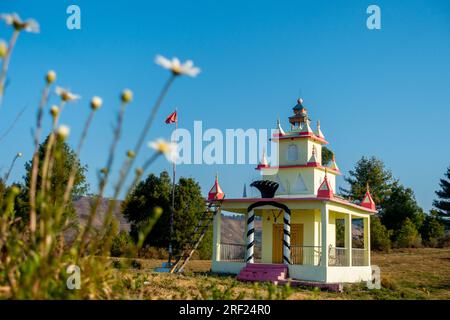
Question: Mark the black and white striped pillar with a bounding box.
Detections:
[246,209,255,263]
[283,209,291,264]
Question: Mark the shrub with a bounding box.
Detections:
[420,213,445,247]
[394,218,422,248]
[370,216,391,251]
[111,231,134,257]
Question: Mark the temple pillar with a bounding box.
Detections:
[246,209,255,263]
[283,208,291,264]
[321,204,329,267]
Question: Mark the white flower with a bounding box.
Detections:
[155,55,200,77]
[1,13,40,33]
[148,139,179,163]
[56,125,70,139]
[55,87,80,102]
[17,152,23,157]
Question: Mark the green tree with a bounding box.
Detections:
[433,167,450,227]
[420,210,445,247]
[394,218,422,248]
[340,156,394,205]
[122,171,211,259]
[15,135,89,224]
[370,215,392,251]
[321,147,334,166]
[380,183,425,234]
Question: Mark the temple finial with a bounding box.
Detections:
[277,117,285,135]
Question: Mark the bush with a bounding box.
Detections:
[111,231,134,257]
[420,213,445,247]
[394,218,422,248]
[370,216,391,251]
[438,233,450,248]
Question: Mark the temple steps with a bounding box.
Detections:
[237,263,288,282]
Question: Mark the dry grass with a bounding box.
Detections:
[113,248,450,300]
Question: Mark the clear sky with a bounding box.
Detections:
[1,0,449,211]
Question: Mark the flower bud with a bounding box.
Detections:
[17,152,23,157]
[56,125,70,140]
[0,41,7,58]
[50,105,59,117]
[121,89,133,103]
[127,150,135,158]
[90,96,103,110]
[46,70,56,84]
[135,167,143,176]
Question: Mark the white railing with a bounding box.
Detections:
[352,248,368,266]
[291,245,322,266]
[328,246,348,266]
[219,243,246,262]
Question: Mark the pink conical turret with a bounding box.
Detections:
[360,183,376,210]
[317,169,333,198]
[208,173,225,200]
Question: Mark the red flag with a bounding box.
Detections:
[165,110,177,124]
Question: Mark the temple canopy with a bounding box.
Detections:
[289,98,309,128]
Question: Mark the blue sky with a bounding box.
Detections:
[1,0,449,211]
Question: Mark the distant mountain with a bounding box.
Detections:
[74,197,263,245]
[73,196,129,232]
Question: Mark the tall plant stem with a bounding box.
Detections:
[57,109,95,225]
[114,75,175,200]
[0,30,19,107]
[29,83,51,239]
[78,102,127,257]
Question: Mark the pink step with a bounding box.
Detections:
[237,263,289,283]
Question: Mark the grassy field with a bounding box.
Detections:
[114,248,450,300]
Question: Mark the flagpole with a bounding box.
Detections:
[168,108,177,266]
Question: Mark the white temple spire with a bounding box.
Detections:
[277,117,285,135]
[315,120,325,139]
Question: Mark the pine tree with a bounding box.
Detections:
[433,167,450,226]
[122,171,211,258]
[380,183,425,233]
[340,156,394,205]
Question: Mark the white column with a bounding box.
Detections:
[364,216,371,266]
[320,204,329,267]
[346,213,352,267]
[246,209,255,263]
[212,208,221,262]
[283,209,291,265]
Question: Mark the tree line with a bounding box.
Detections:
[2,139,449,257]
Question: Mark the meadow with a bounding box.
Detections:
[112,248,450,300]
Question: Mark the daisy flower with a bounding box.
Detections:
[148,139,179,163]
[1,13,40,33]
[55,87,80,102]
[155,55,200,77]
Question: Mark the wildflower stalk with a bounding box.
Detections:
[57,109,95,225]
[113,75,175,200]
[3,152,20,182]
[29,81,52,240]
[78,100,127,257]
[40,101,64,199]
[0,30,19,105]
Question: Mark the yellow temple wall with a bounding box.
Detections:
[264,168,337,196]
[260,209,326,264]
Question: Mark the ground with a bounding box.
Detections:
[114,248,450,300]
